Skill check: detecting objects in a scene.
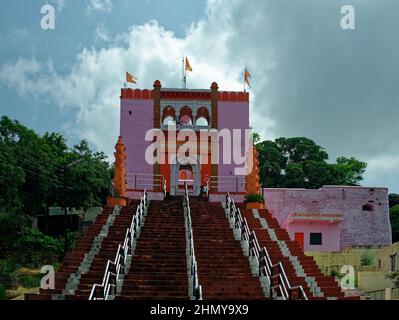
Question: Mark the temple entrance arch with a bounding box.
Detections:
[170,156,201,196]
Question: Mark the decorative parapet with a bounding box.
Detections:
[120,88,154,99]
[120,80,249,102]
[218,91,249,102]
[284,212,344,225]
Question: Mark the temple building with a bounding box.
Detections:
[119,80,249,200]
[115,80,392,252]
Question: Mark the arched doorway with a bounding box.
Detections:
[170,157,201,196]
[177,164,194,192]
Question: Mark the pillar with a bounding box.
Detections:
[245,145,264,209]
[107,136,127,206]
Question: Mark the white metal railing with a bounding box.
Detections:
[225,193,308,300]
[184,182,202,300]
[204,176,210,199]
[126,173,166,194]
[209,175,245,193]
[161,176,167,198]
[88,190,148,300]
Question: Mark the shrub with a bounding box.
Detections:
[386,271,399,288]
[360,252,374,266]
[0,284,6,300]
[244,193,264,203]
[13,228,62,267]
[0,257,20,274]
[17,274,41,288]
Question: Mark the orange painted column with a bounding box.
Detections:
[245,146,264,209]
[107,136,127,206]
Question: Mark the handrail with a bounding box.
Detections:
[366,287,399,300]
[161,175,167,199]
[209,175,245,192]
[89,190,148,300]
[184,182,202,300]
[126,173,166,194]
[225,193,308,300]
[204,177,210,199]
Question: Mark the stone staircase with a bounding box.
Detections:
[236,204,359,300]
[25,205,116,300]
[189,198,266,300]
[26,195,359,301]
[117,197,189,300]
[66,200,139,299]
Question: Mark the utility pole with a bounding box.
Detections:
[62,158,85,258]
[63,165,68,257]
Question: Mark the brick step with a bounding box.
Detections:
[122,279,189,285]
[121,285,188,292]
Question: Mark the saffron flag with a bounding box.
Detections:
[244,68,251,87]
[126,71,138,84]
[185,57,193,72]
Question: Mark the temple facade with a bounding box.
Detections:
[120,80,249,199]
[115,80,392,252]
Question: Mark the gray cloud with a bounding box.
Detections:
[205,0,399,191]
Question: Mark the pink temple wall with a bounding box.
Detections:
[120,98,154,191]
[217,101,249,193]
[263,186,392,251]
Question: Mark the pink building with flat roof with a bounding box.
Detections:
[120,80,249,199]
[263,186,392,252]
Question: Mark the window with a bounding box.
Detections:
[195,107,210,127]
[309,233,322,245]
[162,106,176,125]
[195,117,209,127]
[362,204,374,211]
[163,116,175,126]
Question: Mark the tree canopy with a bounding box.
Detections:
[389,193,399,208]
[256,137,367,189]
[0,116,112,241]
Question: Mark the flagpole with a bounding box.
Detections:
[182,57,186,89]
[243,68,246,93]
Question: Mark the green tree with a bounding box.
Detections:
[284,163,305,188]
[303,160,333,189]
[275,137,329,165]
[256,137,367,189]
[0,116,112,254]
[258,140,284,187]
[252,132,261,144]
[389,194,399,208]
[335,157,367,185]
[390,205,399,242]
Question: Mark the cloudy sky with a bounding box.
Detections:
[0,0,398,193]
